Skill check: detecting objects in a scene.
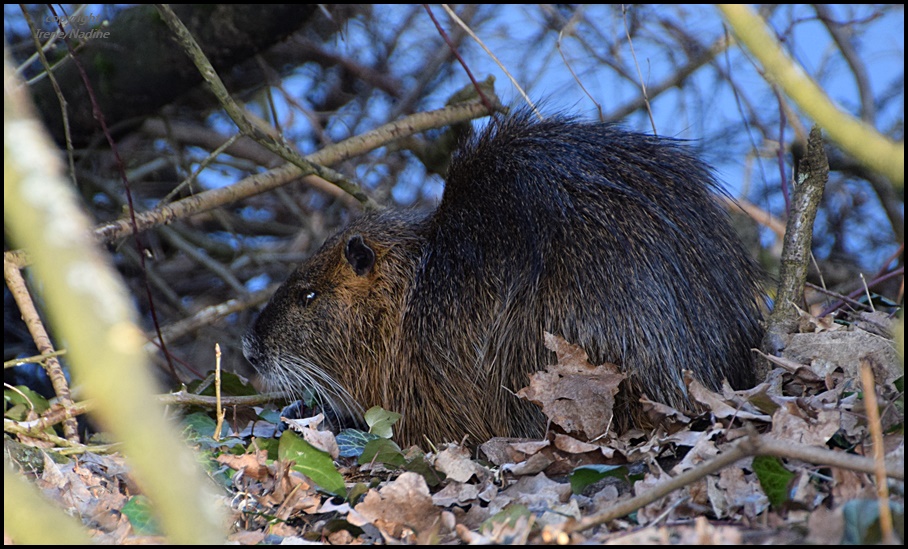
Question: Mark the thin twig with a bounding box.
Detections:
[155,4,377,208]
[90,101,496,245]
[860,361,895,544]
[560,431,903,535]
[3,259,79,441]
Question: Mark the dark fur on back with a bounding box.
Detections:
[244,111,764,445]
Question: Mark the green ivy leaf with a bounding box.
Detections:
[254,436,281,460]
[347,482,370,503]
[121,495,161,536]
[4,385,50,420]
[278,431,346,497]
[181,412,223,439]
[359,437,406,467]
[752,455,794,508]
[480,504,532,536]
[402,447,445,487]
[569,464,627,494]
[363,406,401,439]
[337,428,380,458]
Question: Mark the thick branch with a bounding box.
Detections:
[28,5,318,146]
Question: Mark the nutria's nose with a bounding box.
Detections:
[241,328,263,370]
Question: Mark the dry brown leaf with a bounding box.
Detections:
[273,478,322,519]
[781,329,900,387]
[539,498,582,527]
[606,516,744,544]
[508,439,551,454]
[229,529,267,545]
[479,438,550,466]
[795,303,843,333]
[830,467,875,503]
[713,466,768,519]
[38,454,128,523]
[327,529,357,544]
[216,450,272,481]
[434,443,488,482]
[431,481,481,507]
[261,461,321,514]
[662,428,710,448]
[634,466,673,526]
[852,311,895,337]
[350,472,445,543]
[503,451,555,476]
[769,401,841,446]
[458,513,535,544]
[283,413,340,459]
[498,472,572,511]
[553,433,602,454]
[671,426,724,473]
[639,396,692,426]
[517,333,624,440]
[479,437,529,465]
[686,374,772,421]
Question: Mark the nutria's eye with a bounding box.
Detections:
[301,289,317,307]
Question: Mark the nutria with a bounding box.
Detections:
[242,111,764,446]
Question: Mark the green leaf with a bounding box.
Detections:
[337,428,380,458]
[278,431,346,497]
[364,406,401,439]
[400,446,445,487]
[5,385,50,420]
[322,518,364,538]
[752,455,794,508]
[347,482,370,503]
[180,412,246,452]
[258,407,284,425]
[121,495,162,536]
[181,412,224,440]
[359,437,406,467]
[569,464,627,494]
[480,504,532,535]
[254,436,281,460]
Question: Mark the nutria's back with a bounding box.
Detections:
[243,112,763,446]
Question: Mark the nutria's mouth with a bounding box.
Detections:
[257,353,364,428]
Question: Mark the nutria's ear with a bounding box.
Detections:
[345,235,376,276]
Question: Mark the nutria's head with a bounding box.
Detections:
[242,210,427,422]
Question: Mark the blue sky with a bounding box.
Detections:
[6,5,904,271]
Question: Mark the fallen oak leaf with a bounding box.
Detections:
[350,472,446,543]
[517,333,624,440]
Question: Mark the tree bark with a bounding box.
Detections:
[28,5,318,145]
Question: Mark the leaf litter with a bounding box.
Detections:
[6,312,904,544]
